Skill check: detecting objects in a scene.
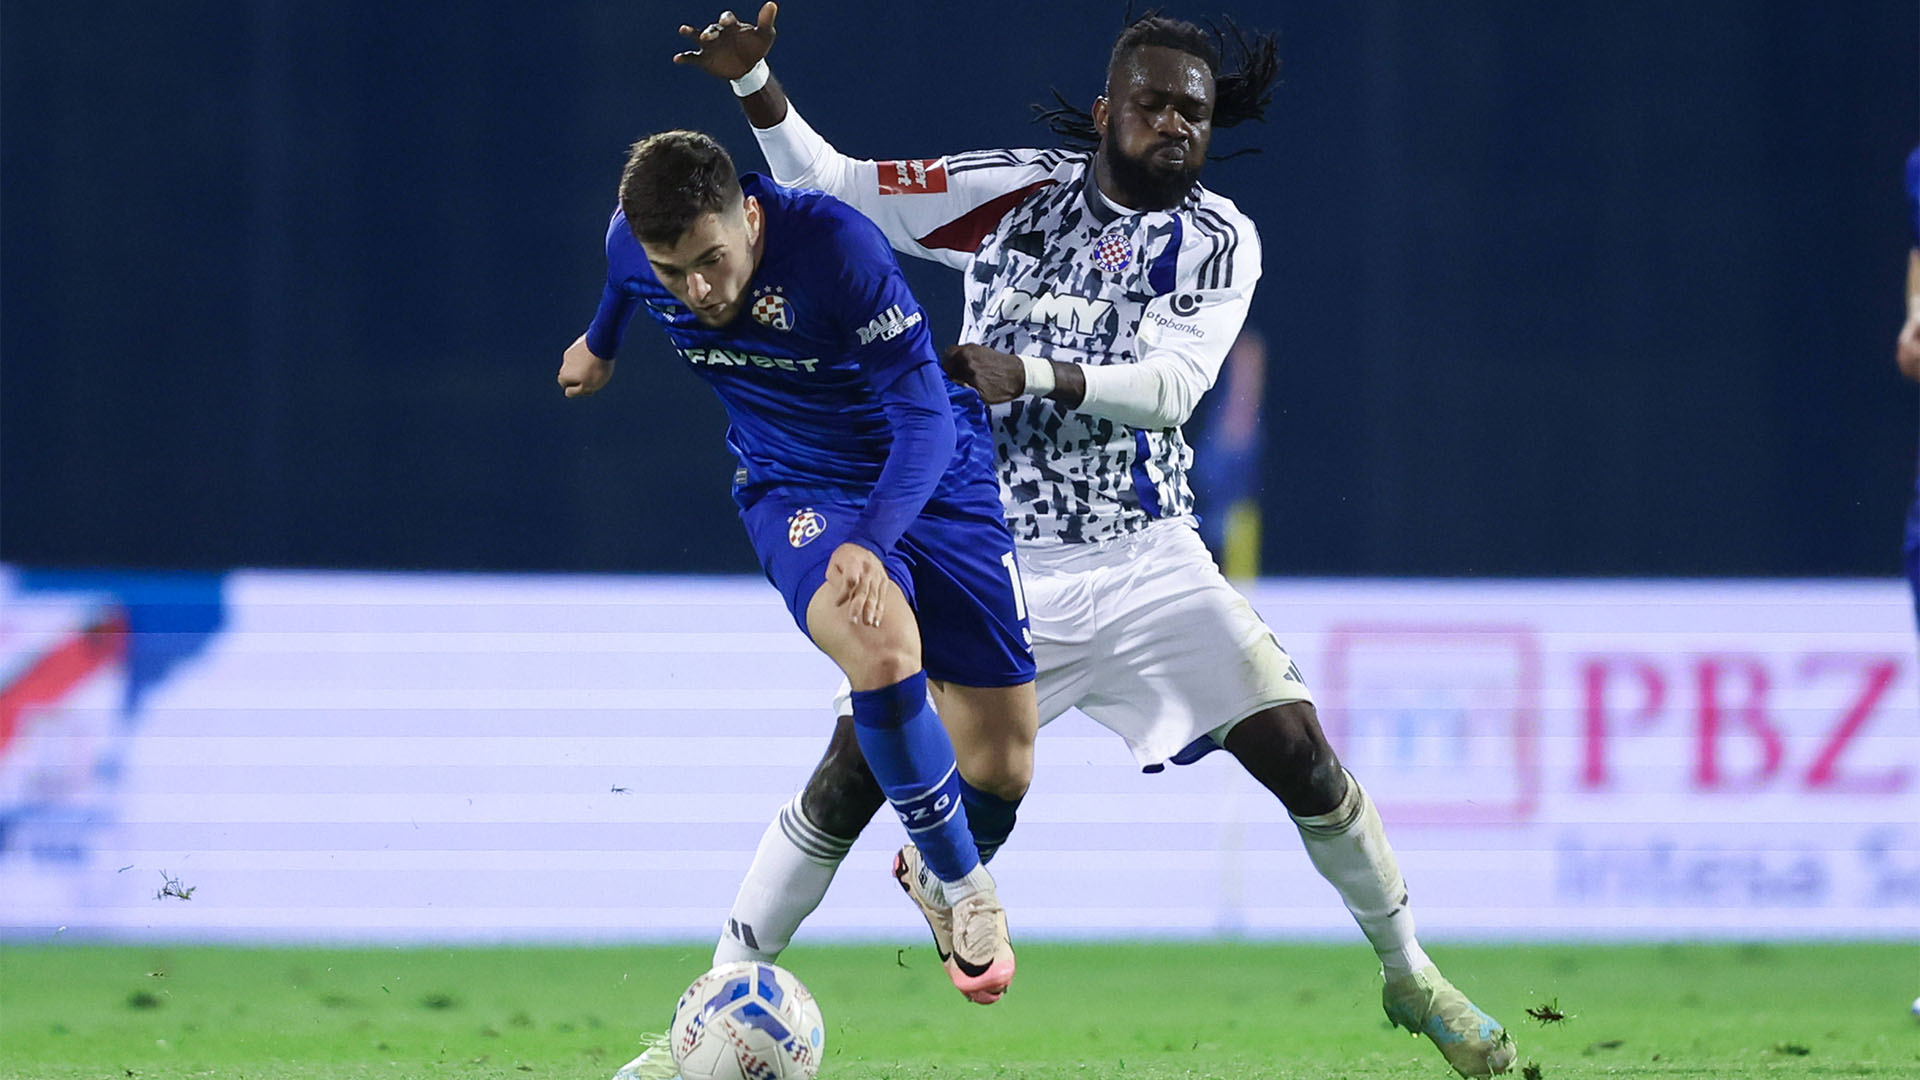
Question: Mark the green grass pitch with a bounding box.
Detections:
[2,941,1915,1079]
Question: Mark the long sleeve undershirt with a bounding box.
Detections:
[1074,350,1217,429]
[846,363,955,559]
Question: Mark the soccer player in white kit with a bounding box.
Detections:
[619,6,1517,1079]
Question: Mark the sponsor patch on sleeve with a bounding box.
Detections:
[855,304,925,345]
[877,159,948,195]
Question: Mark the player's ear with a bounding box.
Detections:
[743,195,763,244]
[1092,95,1109,137]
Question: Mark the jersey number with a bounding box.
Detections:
[1000,551,1029,621]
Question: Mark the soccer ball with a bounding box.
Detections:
[670,961,825,1080]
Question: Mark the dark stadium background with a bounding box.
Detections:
[4,0,1915,578]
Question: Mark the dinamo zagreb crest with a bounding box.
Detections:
[787,507,828,547]
[751,285,794,331]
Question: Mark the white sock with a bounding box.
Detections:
[711,796,854,965]
[1291,770,1433,980]
[936,862,993,906]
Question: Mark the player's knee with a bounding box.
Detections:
[843,643,920,690]
[993,742,1034,798]
[1226,702,1345,812]
[1273,703,1341,788]
[954,733,1032,800]
[962,759,1030,802]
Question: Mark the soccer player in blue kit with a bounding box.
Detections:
[557,130,1036,1006]
[1895,146,1920,622]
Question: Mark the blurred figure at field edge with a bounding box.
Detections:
[1897,146,1920,628]
[1192,327,1268,581]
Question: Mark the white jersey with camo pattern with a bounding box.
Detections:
[754,117,1261,545]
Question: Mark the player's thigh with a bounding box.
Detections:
[928,680,1037,797]
[897,486,1036,691]
[1080,526,1313,765]
[822,538,1097,735]
[805,576,923,691]
[733,486,913,657]
[1097,530,1313,720]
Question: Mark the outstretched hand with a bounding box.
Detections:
[673,2,779,80]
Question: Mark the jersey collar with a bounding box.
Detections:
[1082,164,1205,224]
[1083,170,1138,226]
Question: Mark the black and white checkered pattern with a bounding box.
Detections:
[956,154,1260,544]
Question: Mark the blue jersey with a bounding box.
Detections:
[1907,147,1920,249]
[585,174,992,514]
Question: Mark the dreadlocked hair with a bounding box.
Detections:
[1031,9,1280,160]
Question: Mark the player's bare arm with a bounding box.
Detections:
[941,343,1086,408]
[674,3,792,129]
[558,333,614,397]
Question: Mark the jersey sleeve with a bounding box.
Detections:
[829,211,943,389]
[751,100,1063,270]
[584,211,644,359]
[825,213,956,556]
[1075,201,1262,430]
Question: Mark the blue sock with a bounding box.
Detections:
[960,778,1021,863]
[849,671,980,883]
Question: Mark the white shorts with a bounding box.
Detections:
[835,520,1313,768]
[1018,519,1312,766]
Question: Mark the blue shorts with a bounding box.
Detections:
[737,478,1035,689]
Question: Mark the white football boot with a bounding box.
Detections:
[892,844,1015,1004]
[1382,965,1517,1077]
[891,843,955,960]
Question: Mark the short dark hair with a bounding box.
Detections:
[618,130,742,246]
